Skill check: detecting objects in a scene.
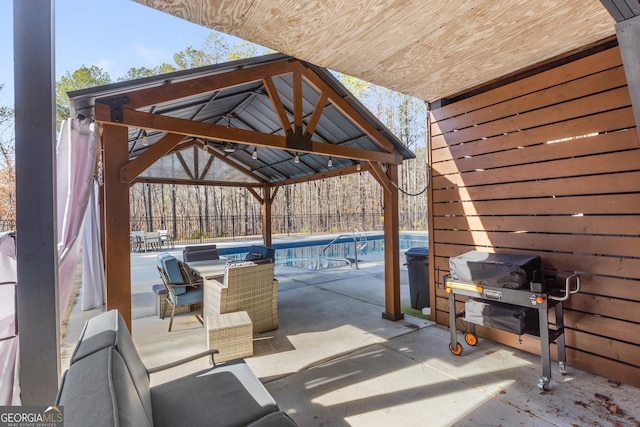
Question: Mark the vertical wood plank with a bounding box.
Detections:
[428,43,640,387]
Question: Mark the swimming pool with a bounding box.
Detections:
[219,233,429,270]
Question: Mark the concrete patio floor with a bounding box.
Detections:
[62,239,640,426]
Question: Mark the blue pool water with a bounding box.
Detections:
[219,233,428,270]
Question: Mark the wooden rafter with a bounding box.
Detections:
[298,62,396,154]
[270,185,280,200]
[120,132,185,183]
[263,77,291,133]
[265,71,327,141]
[368,161,393,194]
[124,60,294,109]
[247,186,264,204]
[175,151,194,180]
[305,92,328,137]
[199,152,215,180]
[178,139,266,183]
[201,145,265,183]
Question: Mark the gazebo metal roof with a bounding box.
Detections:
[68,53,414,187]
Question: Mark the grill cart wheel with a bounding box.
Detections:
[538,377,551,391]
[449,342,463,355]
[464,333,477,346]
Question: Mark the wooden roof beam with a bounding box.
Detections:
[247,186,264,204]
[368,161,393,194]
[263,76,292,133]
[124,60,295,109]
[175,150,195,180]
[94,103,400,164]
[133,177,262,187]
[120,132,185,183]
[305,92,328,137]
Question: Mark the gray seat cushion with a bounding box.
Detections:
[245,245,275,262]
[183,244,220,262]
[69,310,153,424]
[246,411,300,426]
[60,310,297,427]
[57,347,152,427]
[151,359,278,427]
[158,253,187,295]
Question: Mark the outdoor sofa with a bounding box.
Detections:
[55,309,298,427]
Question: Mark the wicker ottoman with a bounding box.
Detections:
[206,311,253,363]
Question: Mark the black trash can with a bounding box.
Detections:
[405,247,430,309]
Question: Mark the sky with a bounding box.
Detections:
[0,0,251,106]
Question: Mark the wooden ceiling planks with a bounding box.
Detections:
[133,0,616,102]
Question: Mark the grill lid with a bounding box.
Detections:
[449,251,541,290]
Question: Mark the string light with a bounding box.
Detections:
[356,162,361,171]
[252,147,258,159]
[294,153,299,164]
[141,130,149,146]
[328,157,332,167]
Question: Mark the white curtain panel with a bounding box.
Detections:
[56,119,100,315]
[0,232,20,405]
[0,119,104,405]
[81,179,105,310]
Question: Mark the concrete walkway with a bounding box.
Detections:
[62,241,640,427]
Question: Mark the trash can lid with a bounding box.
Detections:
[406,247,429,255]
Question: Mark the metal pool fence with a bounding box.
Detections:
[130,212,428,245]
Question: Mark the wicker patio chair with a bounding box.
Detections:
[204,259,278,334]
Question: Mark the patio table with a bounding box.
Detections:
[186,259,228,280]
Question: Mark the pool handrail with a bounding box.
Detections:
[322,230,364,269]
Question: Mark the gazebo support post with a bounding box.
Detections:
[378,164,403,320]
[262,184,273,247]
[102,124,133,330]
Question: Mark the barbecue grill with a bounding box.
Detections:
[444,250,580,390]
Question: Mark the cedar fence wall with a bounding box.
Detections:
[428,45,640,387]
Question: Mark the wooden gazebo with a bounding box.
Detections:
[68,54,415,329]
